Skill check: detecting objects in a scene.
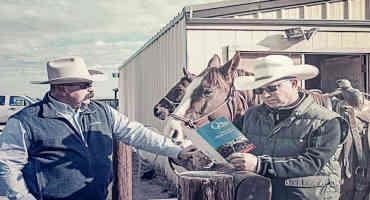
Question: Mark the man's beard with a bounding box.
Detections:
[87,91,94,99]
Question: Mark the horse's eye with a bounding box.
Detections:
[203,88,213,97]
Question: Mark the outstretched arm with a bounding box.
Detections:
[108,106,183,159]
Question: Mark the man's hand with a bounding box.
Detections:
[228,152,258,172]
[177,145,199,160]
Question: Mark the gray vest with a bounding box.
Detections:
[242,95,345,200]
[12,95,114,200]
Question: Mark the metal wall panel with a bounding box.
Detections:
[119,17,187,130]
[227,0,368,20]
[348,0,366,20]
[260,10,279,19]
[282,7,302,19]
[327,1,345,19]
[305,4,324,19]
[187,30,238,74]
[186,27,370,72]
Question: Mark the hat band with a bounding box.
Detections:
[255,75,297,82]
[255,76,272,81]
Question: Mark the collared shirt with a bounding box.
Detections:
[0,93,182,199]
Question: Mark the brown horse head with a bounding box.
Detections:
[153,67,196,120]
[182,52,250,127]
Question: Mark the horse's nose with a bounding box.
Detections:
[153,107,168,120]
[153,106,159,116]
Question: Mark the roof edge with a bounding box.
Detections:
[186,0,330,18]
[185,0,265,12]
[187,18,370,27]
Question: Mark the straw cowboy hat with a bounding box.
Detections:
[234,55,319,90]
[31,56,103,84]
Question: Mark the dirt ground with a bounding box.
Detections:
[132,152,177,200]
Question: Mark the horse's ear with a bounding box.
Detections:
[183,67,189,77]
[221,51,240,74]
[207,54,221,68]
[183,67,195,79]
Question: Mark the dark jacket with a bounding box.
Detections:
[241,94,348,200]
[12,95,114,200]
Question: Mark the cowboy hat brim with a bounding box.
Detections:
[31,69,103,84]
[234,64,318,90]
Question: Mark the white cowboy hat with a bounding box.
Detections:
[31,56,104,84]
[234,55,319,90]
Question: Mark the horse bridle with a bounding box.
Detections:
[162,96,181,111]
[161,77,193,111]
[168,86,237,129]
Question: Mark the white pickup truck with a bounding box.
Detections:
[0,95,35,125]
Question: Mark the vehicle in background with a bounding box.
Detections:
[0,95,36,124]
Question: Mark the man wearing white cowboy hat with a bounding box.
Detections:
[0,56,196,200]
[230,55,348,200]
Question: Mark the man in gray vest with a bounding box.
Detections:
[231,55,348,200]
[0,56,195,200]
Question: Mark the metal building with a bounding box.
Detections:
[119,0,370,129]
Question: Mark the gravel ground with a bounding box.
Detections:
[132,152,177,200]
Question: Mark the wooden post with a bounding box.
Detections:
[112,140,132,200]
[178,171,234,200]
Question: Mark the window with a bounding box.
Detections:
[9,96,32,106]
[0,96,4,105]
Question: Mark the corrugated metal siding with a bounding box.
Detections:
[119,17,187,130]
[260,10,280,19]
[234,0,369,20]
[186,27,370,71]
[283,7,302,19]
[187,30,239,74]
[327,1,345,19]
[305,3,324,19]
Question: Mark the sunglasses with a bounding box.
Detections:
[253,80,291,95]
[61,82,92,89]
[253,85,279,95]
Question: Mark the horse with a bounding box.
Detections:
[170,52,246,128]
[161,53,262,149]
[153,67,197,120]
[138,53,257,182]
[166,52,273,200]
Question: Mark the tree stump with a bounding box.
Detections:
[178,171,234,200]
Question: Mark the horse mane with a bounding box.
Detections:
[199,67,230,91]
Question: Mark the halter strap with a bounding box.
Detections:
[169,87,236,129]
[162,96,180,111]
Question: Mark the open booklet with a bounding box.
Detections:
[183,116,255,164]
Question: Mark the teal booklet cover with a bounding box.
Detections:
[196,116,255,159]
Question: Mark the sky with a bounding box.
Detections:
[0,0,218,99]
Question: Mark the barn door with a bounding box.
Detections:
[320,55,366,93]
